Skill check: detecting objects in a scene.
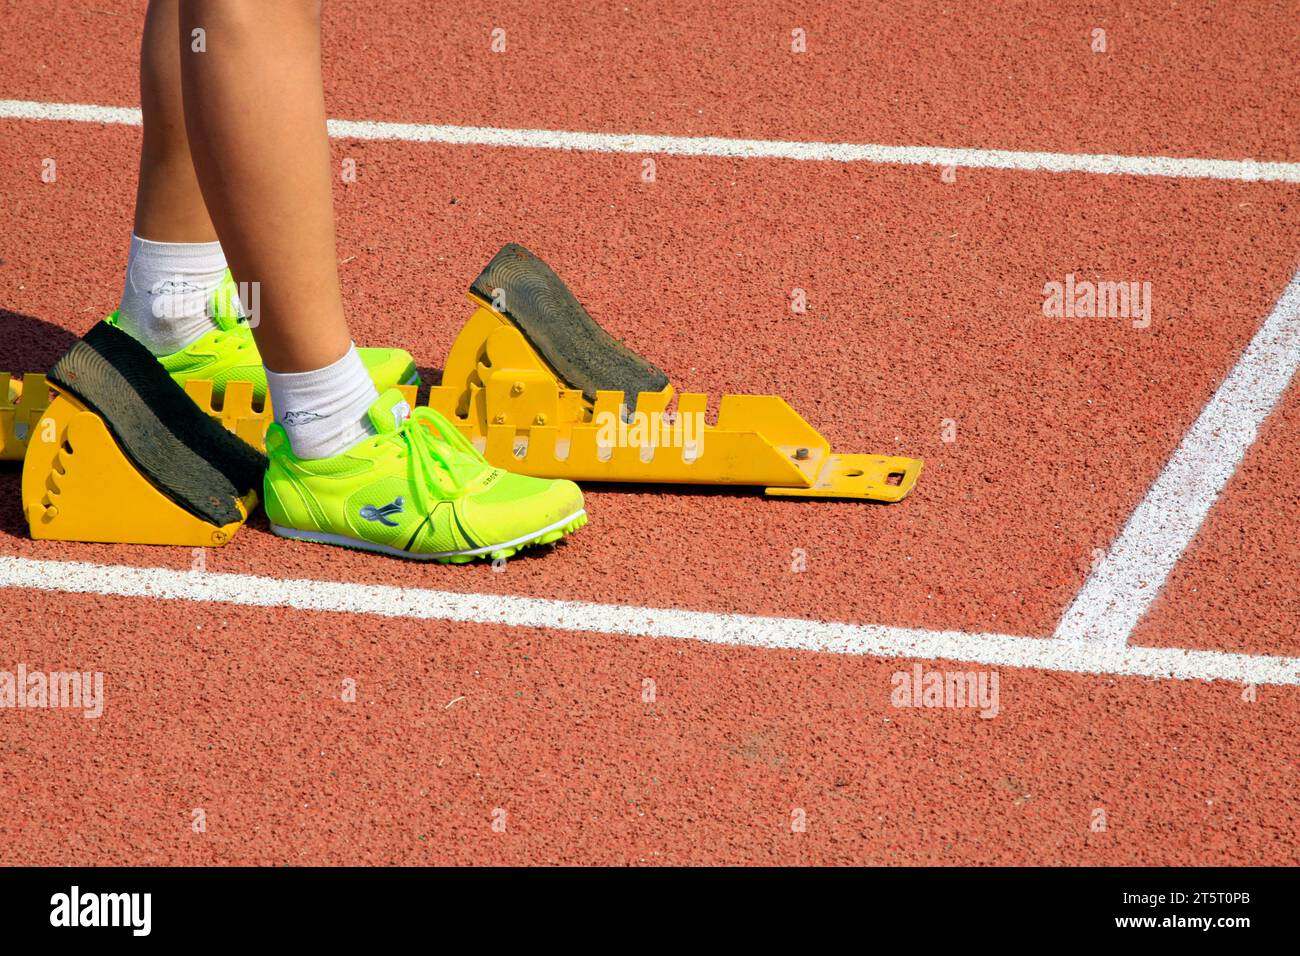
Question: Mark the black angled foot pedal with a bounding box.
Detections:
[22,321,265,545]
[470,243,669,407]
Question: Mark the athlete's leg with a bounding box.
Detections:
[177,0,371,457]
[135,0,215,242]
[177,0,349,374]
[115,0,227,356]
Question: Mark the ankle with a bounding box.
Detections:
[115,234,227,355]
[266,344,378,459]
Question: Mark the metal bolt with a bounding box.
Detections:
[794,447,810,460]
[492,413,506,424]
[533,414,547,426]
[510,381,524,396]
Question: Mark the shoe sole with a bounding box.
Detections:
[269,509,587,563]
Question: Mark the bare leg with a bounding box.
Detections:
[116,0,229,357]
[133,0,216,242]
[177,0,351,373]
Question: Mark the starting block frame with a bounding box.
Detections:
[6,307,922,505]
[6,244,921,531]
[421,295,922,502]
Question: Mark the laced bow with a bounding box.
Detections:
[385,407,486,515]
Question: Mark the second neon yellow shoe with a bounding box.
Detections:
[105,270,419,402]
[262,389,587,562]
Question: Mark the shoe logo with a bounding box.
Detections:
[360,496,405,526]
[391,400,411,428]
[283,410,325,426]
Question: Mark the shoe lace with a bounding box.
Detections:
[208,290,255,351]
[210,318,255,351]
[386,407,485,514]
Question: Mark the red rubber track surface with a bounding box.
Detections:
[3,1,1298,159]
[2,590,1296,865]
[2,1,1298,865]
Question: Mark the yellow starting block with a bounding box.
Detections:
[433,244,920,501]
[20,323,265,547]
[24,387,255,546]
[420,302,921,502]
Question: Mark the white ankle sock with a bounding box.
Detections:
[116,234,228,355]
[266,344,379,459]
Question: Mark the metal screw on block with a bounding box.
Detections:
[794,447,810,460]
[492,414,507,424]
[510,381,524,396]
[211,530,229,545]
[534,414,547,426]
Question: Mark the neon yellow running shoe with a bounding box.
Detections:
[263,389,587,562]
[105,270,419,402]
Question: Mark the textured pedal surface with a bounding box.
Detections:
[470,243,669,405]
[47,322,267,526]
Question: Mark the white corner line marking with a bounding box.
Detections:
[2,556,1298,685]
[1056,267,1300,646]
[2,98,1298,183]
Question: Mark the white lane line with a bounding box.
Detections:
[1056,268,1300,646]
[0,99,144,126]
[2,556,1298,685]
[2,98,1298,183]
